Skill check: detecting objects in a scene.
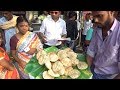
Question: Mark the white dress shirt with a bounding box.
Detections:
[39,16,67,46]
[82,19,93,35]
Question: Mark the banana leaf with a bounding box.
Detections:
[35,66,48,79]
[29,55,38,63]
[79,69,93,79]
[77,53,86,62]
[24,47,92,79]
[24,56,40,73]
[44,46,59,53]
[29,65,47,77]
[24,55,47,78]
[35,75,43,79]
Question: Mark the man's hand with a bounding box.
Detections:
[42,36,47,43]
[39,32,47,43]
[86,55,93,67]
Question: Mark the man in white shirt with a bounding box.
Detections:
[82,13,93,41]
[39,11,67,49]
[81,13,93,51]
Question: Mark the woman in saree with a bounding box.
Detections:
[0,32,20,79]
[10,16,43,79]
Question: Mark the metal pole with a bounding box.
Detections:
[76,11,82,48]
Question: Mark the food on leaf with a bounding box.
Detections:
[68,69,80,79]
[77,61,88,70]
[43,71,54,79]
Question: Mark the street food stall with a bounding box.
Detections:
[24,46,92,79]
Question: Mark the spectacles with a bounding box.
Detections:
[50,11,59,14]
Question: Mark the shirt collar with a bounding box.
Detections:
[49,15,61,22]
[107,19,118,35]
[97,18,117,31]
[110,18,117,32]
[97,19,117,35]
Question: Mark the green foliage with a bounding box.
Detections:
[24,55,47,78]
[44,46,59,53]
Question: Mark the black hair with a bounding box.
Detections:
[92,19,95,23]
[16,16,29,26]
[68,11,77,19]
[87,13,92,15]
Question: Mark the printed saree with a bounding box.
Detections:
[16,31,42,79]
[16,31,43,63]
[0,47,20,79]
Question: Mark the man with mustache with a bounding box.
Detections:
[87,11,120,79]
[39,11,67,49]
